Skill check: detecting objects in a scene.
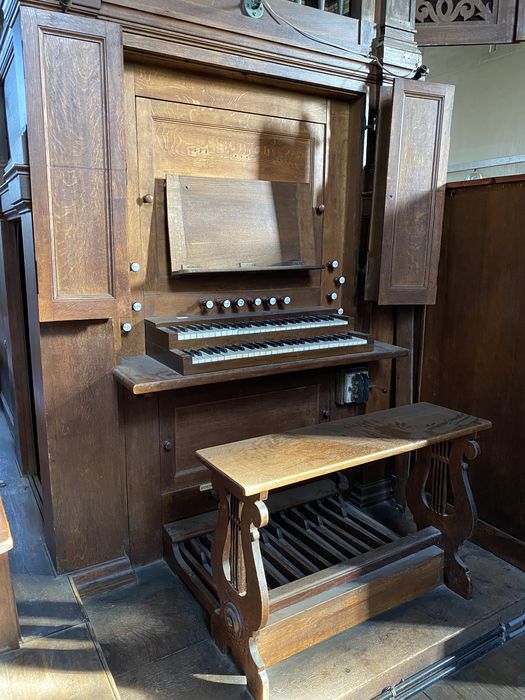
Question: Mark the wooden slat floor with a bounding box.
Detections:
[414,634,525,699]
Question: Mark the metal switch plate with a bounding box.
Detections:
[336,368,370,405]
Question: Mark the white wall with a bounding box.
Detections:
[422,43,525,181]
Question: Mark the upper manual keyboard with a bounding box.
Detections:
[167,315,348,341]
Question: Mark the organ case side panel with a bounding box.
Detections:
[21,8,128,321]
[366,78,454,306]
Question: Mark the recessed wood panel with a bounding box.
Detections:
[21,8,128,321]
[40,320,126,571]
[366,79,454,306]
[162,383,322,497]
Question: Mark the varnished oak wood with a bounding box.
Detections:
[366,79,454,305]
[257,547,444,669]
[0,496,20,651]
[114,342,408,394]
[197,402,491,497]
[21,7,129,322]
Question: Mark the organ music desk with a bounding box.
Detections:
[195,403,491,700]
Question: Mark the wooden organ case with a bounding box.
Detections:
[0,0,457,673]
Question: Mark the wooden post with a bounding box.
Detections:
[211,476,270,700]
[0,498,20,651]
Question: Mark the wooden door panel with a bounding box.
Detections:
[366,78,454,306]
[22,8,128,321]
[134,88,326,316]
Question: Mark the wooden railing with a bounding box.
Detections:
[291,0,352,17]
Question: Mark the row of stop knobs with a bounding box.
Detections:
[201,296,291,311]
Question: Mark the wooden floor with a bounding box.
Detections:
[0,408,524,699]
[414,634,525,699]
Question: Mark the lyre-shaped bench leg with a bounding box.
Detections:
[407,437,480,599]
[211,477,270,700]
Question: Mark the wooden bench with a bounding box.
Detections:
[196,402,491,700]
[0,496,20,651]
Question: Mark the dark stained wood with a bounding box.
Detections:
[21,7,129,322]
[366,79,454,305]
[114,342,408,395]
[121,389,163,565]
[421,176,525,567]
[471,520,525,572]
[39,321,127,573]
[0,221,37,476]
[416,0,518,46]
[70,556,136,598]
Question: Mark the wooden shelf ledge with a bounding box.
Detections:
[113,341,409,395]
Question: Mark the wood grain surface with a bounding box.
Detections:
[197,402,491,496]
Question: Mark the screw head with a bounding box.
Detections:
[142,193,154,204]
[130,262,141,272]
[121,322,132,333]
[132,301,142,312]
[316,204,326,215]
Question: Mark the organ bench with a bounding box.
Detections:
[195,402,491,700]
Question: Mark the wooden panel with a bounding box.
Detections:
[421,177,525,548]
[21,8,128,321]
[197,402,491,497]
[166,176,317,273]
[162,382,323,497]
[366,79,454,306]
[131,88,325,322]
[39,320,126,572]
[133,64,327,123]
[113,342,408,395]
[416,0,518,46]
[258,546,444,668]
[121,389,163,565]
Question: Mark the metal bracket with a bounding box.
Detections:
[242,0,264,19]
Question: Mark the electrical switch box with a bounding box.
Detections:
[336,367,370,405]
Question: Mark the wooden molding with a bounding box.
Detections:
[0,163,31,218]
[471,520,525,572]
[70,555,136,598]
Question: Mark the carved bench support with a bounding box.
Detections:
[407,437,480,599]
[211,476,270,700]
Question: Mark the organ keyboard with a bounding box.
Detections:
[145,308,373,375]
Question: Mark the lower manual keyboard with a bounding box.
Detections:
[148,331,374,375]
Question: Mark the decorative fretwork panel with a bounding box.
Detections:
[416,0,517,44]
